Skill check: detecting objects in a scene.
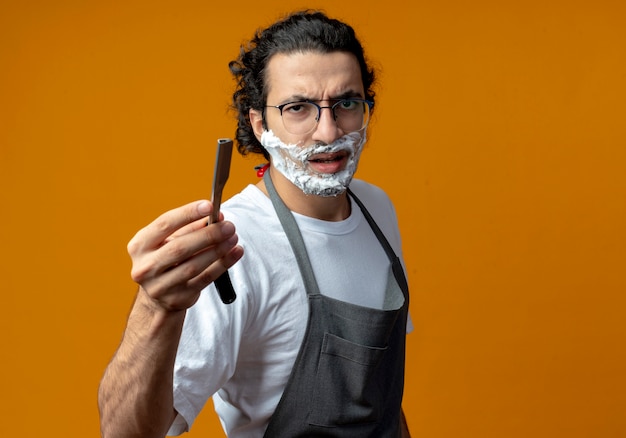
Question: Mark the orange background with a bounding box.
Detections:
[2,1,625,437]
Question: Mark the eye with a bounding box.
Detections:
[337,99,359,111]
[283,102,310,114]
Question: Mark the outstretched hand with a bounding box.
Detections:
[127,200,244,311]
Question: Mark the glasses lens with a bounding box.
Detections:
[333,99,370,133]
[279,99,371,135]
[281,102,318,135]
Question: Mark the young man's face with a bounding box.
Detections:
[250,51,367,178]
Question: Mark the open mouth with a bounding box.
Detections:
[308,151,348,164]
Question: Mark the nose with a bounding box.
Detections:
[311,106,343,144]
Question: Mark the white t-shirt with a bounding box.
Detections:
[168,179,410,437]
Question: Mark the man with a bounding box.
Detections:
[98,10,411,437]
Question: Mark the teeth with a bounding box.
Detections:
[311,156,342,163]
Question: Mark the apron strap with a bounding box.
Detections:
[263,171,322,296]
[347,188,409,296]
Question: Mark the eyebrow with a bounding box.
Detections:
[284,90,364,103]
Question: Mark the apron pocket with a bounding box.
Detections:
[307,332,387,427]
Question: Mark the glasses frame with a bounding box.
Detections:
[264,98,374,135]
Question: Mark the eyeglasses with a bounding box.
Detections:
[265,98,373,135]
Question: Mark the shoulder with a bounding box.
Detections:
[222,184,274,221]
[348,178,403,251]
[220,184,285,256]
[348,179,398,220]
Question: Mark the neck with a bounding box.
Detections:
[257,167,351,221]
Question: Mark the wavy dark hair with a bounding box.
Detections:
[229,10,377,159]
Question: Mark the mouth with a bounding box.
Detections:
[308,151,348,164]
[306,151,350,174]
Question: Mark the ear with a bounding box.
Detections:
[249,109,264,142]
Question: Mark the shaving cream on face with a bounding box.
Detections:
[260,130,366,197]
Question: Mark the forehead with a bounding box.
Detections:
[264,51,364,102]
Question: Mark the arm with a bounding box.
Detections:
[98,200,243,438]
[401,408,411,438]
[98,289,184,438]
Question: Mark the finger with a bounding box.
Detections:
[144,234,243,299]
[158,221,237,272]
[186,243,245,292]
[129,200,213,254]
[165,211,225,243]
[131,221,237,283]
[164,217,209,244]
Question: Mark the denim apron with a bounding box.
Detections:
[262,172,409,437]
